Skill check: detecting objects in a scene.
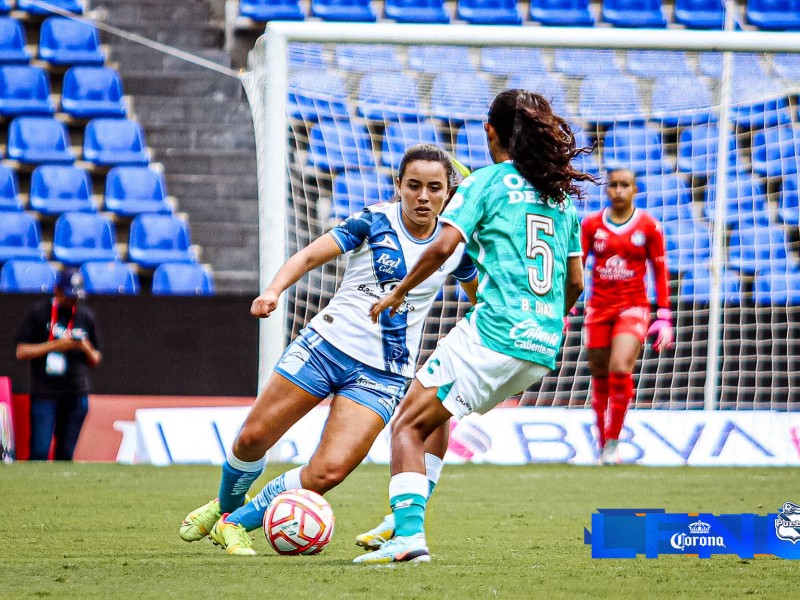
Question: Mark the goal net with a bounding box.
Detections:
[243,24,800,412]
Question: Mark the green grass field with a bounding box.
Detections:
[1,463,797,600]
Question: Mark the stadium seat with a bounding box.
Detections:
[335,44,402,72]
[17,0,84,14]
[0,2,10,16]
[288,43,327,70]
[239,0,305,21]
[572,127,601,176]
[0,258,56,293]
[481,47,548,75]
[6,116,75,164]
[602,0,667,28]
[753,266,800,305]
[676,122,739,175]
[778,177,799,225]
[381,119,443,170]
[746,0,800,30]
[650,76,714,127]
[507,73,571,120]
[772,53,800,85]
[633,173,694,222]
[429,73,492,122]
[384,0,450,23]
[307,119,376,172]
[751,124,800,178]
[703,172,770,227]
[29,165,95,215]
[80,260,139,295]
[311,0,377,21]
[0,18,31,64]
[729,75,792,128]
[457,0,523,24]
[52,212,119,265]
[679,266,741,304]
[38,18,104,66]
[602,122,668,174]
[575,182,605,220]
[0,211,45,262]
[287,70,350,121]
[104,166,172,217]
[579,74,643,124]
[127,214,195,269]
[626,50,692,77]
[552,49,620,77]
[455,120,492,172]
[0,164,21,211]
[331,169,394,221]
[728,224,794,275]
[358,72,420,121]
[663,219,711,274]
[0,65,54,117]
[673,0,724,28]
[82,118,149,167]
[697,52,766,79]
[152,263,214,296]
[529,0,595,25]
[61,67,127,119]
[407,45,472,74]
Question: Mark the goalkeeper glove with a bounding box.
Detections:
[647,308,674,353]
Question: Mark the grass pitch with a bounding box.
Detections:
[1,463,796,600]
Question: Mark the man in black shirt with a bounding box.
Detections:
[15,267,101,461]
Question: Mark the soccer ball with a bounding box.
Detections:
[263,489,335,555]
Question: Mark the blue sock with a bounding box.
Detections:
[227,466,304,531]
[218,452,266,514]
[389,472,429,538]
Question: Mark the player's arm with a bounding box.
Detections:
[460,277,479,305]
[16,338,82,361]
[580,217,593,267]
[564,256,584,315]
[645,222,674,352]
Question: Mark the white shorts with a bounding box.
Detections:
[415,317,550,419]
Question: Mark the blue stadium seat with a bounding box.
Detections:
[529,0,595,25]
[287,70,349,121]
[455,120,492,172]
[52,212,119,265]
[579,74,643,124]
[6,116,75,164]
[679,266,741,304]
[127,214,195,269]
[481,47,548,75]
[335,44,402,72]
[507,73,571,120]
[772,54,800,85]
[552,49,620,77]
[17,0,84,14]
[104,166,172,217]
[311,0,377,21]
[676,122,739,175]
[288,43,326,70]
[728,224,794,275]
[0,18,31,64]
[729,75,792,128]
[751,124,800,178]
[753,266,800,305]
[331,169,394,222]
[61,67,126,119]
[83,118,149,167]
[0,212,44,262]
[429,73,491,122]
[458,0,523,24]
[746,0,800,30]
[650,76,714,126]
[381,119,443,170]
[571,127,600,176]
[626,50,692,78]
[0,65,54,117]
[703,172,770,227]
[80,260,139,295]
[358,72,420,121]
[602,0,667,27]
[634,173,694,222]
[0,258,56,293]
[673,0,724,28]
[29,165,95,215]
[664,220,712,274]
[239,0,304,21]
[575,182,605,221]
[307,119,376,172]
[152,263,214,296]
[697,52,766,79]
[0,165,21,211]
[0,1,10,15]
[602,122,668,174]
[779,177,799,225]
[407,45,472,74]
[384,0,450,22]
[38,18,104,66]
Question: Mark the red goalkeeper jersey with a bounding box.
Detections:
[581,208,669,311]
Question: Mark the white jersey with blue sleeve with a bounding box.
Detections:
[307,202,476,378]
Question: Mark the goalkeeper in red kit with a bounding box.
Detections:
[581,168,673,465]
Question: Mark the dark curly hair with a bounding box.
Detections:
[488,89,597,204]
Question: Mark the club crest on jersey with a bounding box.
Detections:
[599,255,636,280]
[631,231,646,247]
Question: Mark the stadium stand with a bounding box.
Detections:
[331,169,394,222]
[672,0,725,28]
[602,122,668,174]
[0,165,21,211]
[0,65,54,117]
[429,72,492,122]
[239,0,305,21]
[601,0,667,28]
[127,214,195,269]
[288,69,349,121]
[310,0,378,21]
[0,211,45,262]
[746,0,800,30]
[61,67,127,119]
[82,118,150,167]
[307,118,376,172]
[753,266,800,305]
[779,177,799,225]
[0,17,31,64]
[6,116,75,164]
[52,212,119,265]
[358,71,421,121]
[28,165,95,215]
[383,0,450,22]
[17,0,84,15]
[454,120,492,171]
[528,0,595,25]
[751,124,800,178]
[80,260,140,295]
[104,166,172,217]
[381,119,443,170]
[335,44,403,72]
[457,0,523,24]
[38,17,105,66]
[0,258,56,293]
[152,262,215,296]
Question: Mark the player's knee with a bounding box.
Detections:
[303,463,347,493]
[235,423,268,453]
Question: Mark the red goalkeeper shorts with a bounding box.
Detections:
[584,305,651,349]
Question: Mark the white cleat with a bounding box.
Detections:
[600,439,621,465]
[353,533,430,565]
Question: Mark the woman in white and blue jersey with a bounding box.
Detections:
[179,144,478,555]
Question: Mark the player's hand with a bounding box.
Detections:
[370,288,405,323]
[563,306,579,333]
[647,308,674,353]
[251,289,280,318]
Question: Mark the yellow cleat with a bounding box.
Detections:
[179,495,250,542]
[210,516,257,556]
[355,514,395,551]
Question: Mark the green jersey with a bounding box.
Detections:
[440,161,582,369]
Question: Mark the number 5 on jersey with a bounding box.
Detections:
[526,214,554,295]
